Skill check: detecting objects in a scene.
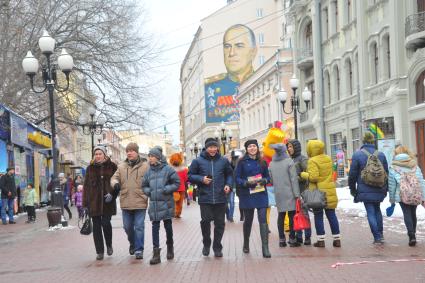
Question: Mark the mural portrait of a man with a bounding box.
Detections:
[205,24,257,123]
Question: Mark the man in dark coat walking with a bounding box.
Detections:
[189,138,233,257]
[1,167,17,224]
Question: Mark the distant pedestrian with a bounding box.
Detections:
[142,146,180,265]
[301,140,340,248]
[388,145,425,246]
[169,153,188,218]
[111,142,149,260]
[287,139,312,245]
[83,145,118,260]
[189,138,233,258]
[269,143,300,248]
[24,183,37,223]
[349,132,388,244]
[0,167,17,224]
[227,150,242,223]
[235,140,271,258]
[74,185,84,219]
[59,173,72,220]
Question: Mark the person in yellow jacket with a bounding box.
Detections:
[300,140,341,248]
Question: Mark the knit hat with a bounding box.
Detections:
[148,146,163,160]
[244,139,259,150]
[363,132,375,144]
[93,145,107,156]
[126,142,139,153]
[269,143,289,161]
[205,137,219,148]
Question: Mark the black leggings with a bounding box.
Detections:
[92,215,112,254]
[277,211,295,240]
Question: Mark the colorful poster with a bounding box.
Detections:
[205,24,257,123]
[10,113,28,148]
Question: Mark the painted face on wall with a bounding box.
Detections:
[223,26,257,81]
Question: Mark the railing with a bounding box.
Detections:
[406,11,425,37]
[297,48,313,62]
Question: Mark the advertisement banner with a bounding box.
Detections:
[10,113,28,148]
[0,140,7,173]
[378,139,396,164]
[0,105,10,141]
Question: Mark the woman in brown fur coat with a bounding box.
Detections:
[83,145,118,260]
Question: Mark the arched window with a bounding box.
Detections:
[324,70,331,105]
[370,42,379,84]
[346,59,353,95]
[382,35,391,79]
[333,65,340,100]
[416,70,425,105]
[347,0,352,24]
[305,22,312,50]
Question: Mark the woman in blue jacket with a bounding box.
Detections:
[235,139,271,258]
[388,145,425,246]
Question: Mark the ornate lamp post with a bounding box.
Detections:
[22,30,73,226]
[278,75,312,139]
[215,121,232,155]
[78,107,106,154]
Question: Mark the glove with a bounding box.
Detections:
[114,183,121,192]
[350,188,357,197]
[104,193,113,203]
[300,172,309,180]
[258,178,268,186]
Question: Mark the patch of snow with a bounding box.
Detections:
[47,224,76,232]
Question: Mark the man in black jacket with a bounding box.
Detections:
[189,138,233,257]
[1,167,17,224]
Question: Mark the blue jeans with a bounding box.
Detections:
[152,219,173,248]
[399,202,417,235]
[1,198,14,223]
[313,208,340,236]
[122,209,146,253]
[226,191,235,220]
[364,202,383,241]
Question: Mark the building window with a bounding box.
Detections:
[383,35,391,79]
[322,8,329,39]
[259,55,265,65]
[258,33,265,45]
[307,81,315,109]
[347,0,352,24]
[370,42,379,85]
[267,103,271,124]
[334,0,339,32]
[256,8,263,18]
[305,22,312,50]
[416,70,425,105]
[346,59,353,95]
[324,71,331,105]
[334,65,340,100]
[330,132,343,161]
[419,0,425,12]
[351,128,360,152]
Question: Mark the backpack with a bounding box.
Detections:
[394,167,423,206]
[360,149,387,187]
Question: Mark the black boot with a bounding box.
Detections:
[259,223,271,258]
[408,233,416,247]
[150,248,161,265]
[243,222,251,253]
[167,244,174,260]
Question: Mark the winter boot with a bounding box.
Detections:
[259,223,271,258]
[304,237,311,246]
[333,234,341,248]
[150,248,161,265]
[107,246,113,256]
[242,222,251,253]
[167,244,174,260]
[96,254,104,260]
[313,235,325,248]
[279,236,287,247]
[408,233,417,247]
[289,237,301,247]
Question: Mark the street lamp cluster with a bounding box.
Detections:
[78,107,106,154]
[189,139,200,158]
[214,121,232,155]
[22,30,74,226]
[278,74,312,139]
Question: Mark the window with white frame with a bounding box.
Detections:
[351,128,360,152]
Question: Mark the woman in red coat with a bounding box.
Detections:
[170,153,188,218]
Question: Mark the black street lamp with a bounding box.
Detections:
[78,107,106,154]
[278,75,312,140]
[22,30,74,226]
[215,121,232,155]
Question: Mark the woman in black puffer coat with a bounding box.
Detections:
[142,146,180,265]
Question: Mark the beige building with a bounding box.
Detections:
[102,129,125,164]
[285,0,425,172]
[180,0,283,162]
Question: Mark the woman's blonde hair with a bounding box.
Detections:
[394,145,414,158]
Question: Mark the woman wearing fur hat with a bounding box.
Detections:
[142,146,180,265]
[235,139,271,258]
[83,145,118,260]
[169,153,188,218]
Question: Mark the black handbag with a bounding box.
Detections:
[79,210,92,235]
[301,187,327,210]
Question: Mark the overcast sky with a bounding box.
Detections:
[144,0,226,145]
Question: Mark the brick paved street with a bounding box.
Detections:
[0,202,425,283]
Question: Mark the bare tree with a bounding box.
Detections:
[0,0,162,131]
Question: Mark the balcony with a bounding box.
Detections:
[405,12,425,49]
[296,48,313,70]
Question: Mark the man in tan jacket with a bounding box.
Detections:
[111,142,148,259]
